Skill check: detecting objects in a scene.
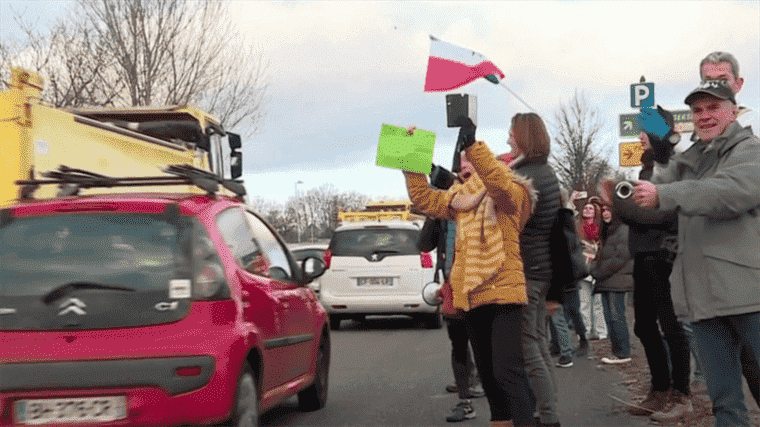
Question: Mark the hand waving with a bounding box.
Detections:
[637,106,670,139]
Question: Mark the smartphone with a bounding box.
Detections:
[446,94,477,128]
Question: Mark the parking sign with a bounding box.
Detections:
[630,83,654,109]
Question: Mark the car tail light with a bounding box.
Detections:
[195,262,227,298]
[193,226,230,300]
[420,252,433,268]
[323,249,332,269]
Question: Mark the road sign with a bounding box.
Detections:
[631,83,655,108]
[620,141,644,167]
[619,109,693,138]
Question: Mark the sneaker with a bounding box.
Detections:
[601,355,632,364]
[576,339,588,357]
[445,383,458,393]
[446,400,476,422]
[555,355,574,368]
[629,388,670,415]
[650,389,693,423]
[467,382,485,398]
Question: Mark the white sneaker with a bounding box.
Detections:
[601,355,631,364]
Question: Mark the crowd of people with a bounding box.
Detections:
[402,50,760,427]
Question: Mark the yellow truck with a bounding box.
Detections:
[0,67,243,206]
[337,201,425,224]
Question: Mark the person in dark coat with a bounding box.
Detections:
[589,204,633,365]
[507,113,563,427]
[600,106,692,417]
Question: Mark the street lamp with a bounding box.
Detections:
[295,180,303,243]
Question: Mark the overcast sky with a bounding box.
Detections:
[3,1,759,204]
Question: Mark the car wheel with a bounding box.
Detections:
[298,333,330,412]
[424,312,443,329]
[329,315,341,330]
[230,366,259,427]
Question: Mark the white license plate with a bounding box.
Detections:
[357,277,393,286]
[15,396,127,425]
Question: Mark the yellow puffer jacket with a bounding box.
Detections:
[405,141,536,311]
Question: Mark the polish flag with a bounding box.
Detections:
[424,36,505,92]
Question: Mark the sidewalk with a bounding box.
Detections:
[581,298,760,427]
[550,342,652,427]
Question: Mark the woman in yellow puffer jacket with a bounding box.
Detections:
[403,122,537,427]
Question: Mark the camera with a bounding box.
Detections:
[446,94,477,128]
[615,181,636,199]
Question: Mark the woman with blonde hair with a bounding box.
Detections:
[404,119,537,427]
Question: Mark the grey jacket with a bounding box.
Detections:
[590,220,634,293]
[652,122,760,323]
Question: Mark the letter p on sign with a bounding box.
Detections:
[631,83,655,108]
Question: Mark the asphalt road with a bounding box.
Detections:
[259,315,653,427]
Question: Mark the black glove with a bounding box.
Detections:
[648,132,676,164]
[455,117,477,150]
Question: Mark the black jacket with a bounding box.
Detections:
[512,158,562,282]
[613,161,678,255]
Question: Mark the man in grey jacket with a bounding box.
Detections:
[634,79,760,427]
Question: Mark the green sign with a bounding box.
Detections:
[375,124,436,174]
[619,109,693,138]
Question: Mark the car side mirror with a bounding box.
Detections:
[302,256,326,282]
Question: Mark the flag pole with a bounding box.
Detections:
[498,81,537,114]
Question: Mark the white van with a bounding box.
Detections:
[320,221,441,330]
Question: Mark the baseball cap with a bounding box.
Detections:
[685,79,737,105]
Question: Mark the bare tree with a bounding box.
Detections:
[549,89,613,195]
[247,186,374,243]
[1,8,120,107]
[3,0,269,137]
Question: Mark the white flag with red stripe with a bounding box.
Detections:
[424,36,505,92]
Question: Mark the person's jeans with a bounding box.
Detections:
[446,316,475,399]
[632,251,691,394]
[548,305,573,359]
[600,291,630,358]
[692,312,760,427]
[521,280,559,424]
[466,303,535,424]
[578,278,608,339]
[562,287,586,341]
[685,320,760,406]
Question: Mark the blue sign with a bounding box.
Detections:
[630,83,654,109]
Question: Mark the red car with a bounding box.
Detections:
[0,186,330,426]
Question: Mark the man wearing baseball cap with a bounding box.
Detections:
[633,79,760,427]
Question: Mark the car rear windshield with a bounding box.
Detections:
[0,213,190,297]
[330,227,420,257]
[0,212,196,331]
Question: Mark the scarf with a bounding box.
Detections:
[583,221,600,241]
[449,173,505,297]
